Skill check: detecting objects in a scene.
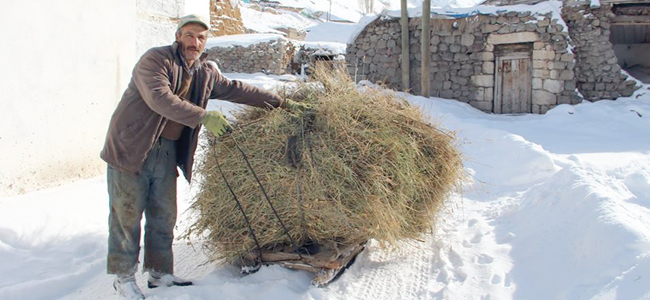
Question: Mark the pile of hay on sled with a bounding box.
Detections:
[183,66,463,286]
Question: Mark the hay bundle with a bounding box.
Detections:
[186,66,463,266]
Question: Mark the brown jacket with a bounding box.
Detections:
[101,42,283,181]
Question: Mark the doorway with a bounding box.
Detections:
[610,4,650,83]
[494,43,533,114]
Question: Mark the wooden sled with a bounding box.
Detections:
[238,242,366,287]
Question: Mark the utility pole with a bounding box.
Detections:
[400,0,410,92]
[421,0,431,97]
[329,0,332,22]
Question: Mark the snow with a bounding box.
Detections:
[348,1,566,45]
[206,33,286,49]
[302,41,347,55]
[3,1,650,299]
[2,73,649,299]
[239,4,317,34]
[206,33,346,56]
[304,22,358,44]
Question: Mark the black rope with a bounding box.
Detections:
[297,116,309,240]
[230,134,302,257]
[212,143,263,268]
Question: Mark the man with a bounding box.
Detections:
[100,14,305,299]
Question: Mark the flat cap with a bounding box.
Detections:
[178,14,210,30]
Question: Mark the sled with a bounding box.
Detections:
[238,241,366,287]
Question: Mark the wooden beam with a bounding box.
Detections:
[600,0,650,4]
[612,15,650,24]
[401,0,410,92]
[421,0,431,97]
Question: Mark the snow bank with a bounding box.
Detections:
[504,164,650,299]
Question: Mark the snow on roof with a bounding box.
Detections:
[302,41,346,55]
[305,21,358,44]
[206,32,347,54]
[347,15,383,45]
[388,0,563,20]
[347,0,565,44]
[206,33,286,49]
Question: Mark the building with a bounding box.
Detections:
[346,0,647,114]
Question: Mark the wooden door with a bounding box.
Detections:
[494,44,533,114]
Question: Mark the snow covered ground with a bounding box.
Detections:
[1,74,648,300]
[2,0,650,299]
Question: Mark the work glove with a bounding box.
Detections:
[283,99,312,112]
[201,111,232,137]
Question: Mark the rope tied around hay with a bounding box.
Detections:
[213,132,306,268]
[211,143,263,269]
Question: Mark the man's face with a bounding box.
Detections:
[176,23,208,65]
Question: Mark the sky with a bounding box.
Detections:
[1,0,650,300]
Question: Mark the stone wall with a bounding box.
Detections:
[293,45,347,74]
[563,2,639,100]
[206,38,295,74]
[210,0,245,37]
[206,36,348,75]
[347,12,580,113]
[346,18,402,87]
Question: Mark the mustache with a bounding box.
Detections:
[178,41,201,52]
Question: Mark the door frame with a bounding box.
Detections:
[494,46,533,114]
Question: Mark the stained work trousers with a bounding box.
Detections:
[107,138,178,275]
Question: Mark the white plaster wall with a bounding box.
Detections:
[185,0,211,16]
[134,0,209,56]
[0,0,136,196]
[0,0,187,196]
[137,0,185,55]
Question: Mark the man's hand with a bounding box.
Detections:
[201,111,232,137]
[283,99,312,112]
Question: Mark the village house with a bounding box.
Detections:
[205,0,648,114]
[346,0,649,114]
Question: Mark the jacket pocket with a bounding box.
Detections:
[118,118,143,138]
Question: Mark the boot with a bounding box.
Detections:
[147,271,193,288]
[113,274,145,300]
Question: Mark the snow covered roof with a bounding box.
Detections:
[347,0,565,44]
[206,33,286,49]
[302,41,346,55]
[206,32,347,54]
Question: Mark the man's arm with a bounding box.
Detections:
[133,49,205,128]
[209,67,284,108]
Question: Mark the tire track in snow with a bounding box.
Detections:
[326,230,440,300]
[329,196,518,300]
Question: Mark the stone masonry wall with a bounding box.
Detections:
[206,38,295,75]
[562,2,639,100]
[346,18,401,86]
[347,12,580,113]
[210,0,246,37]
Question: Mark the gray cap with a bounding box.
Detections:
[178,14,210,30]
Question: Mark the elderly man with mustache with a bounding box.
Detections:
[100,14,306,299]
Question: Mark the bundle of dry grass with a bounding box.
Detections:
[185,66,463,267]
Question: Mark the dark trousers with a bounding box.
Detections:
[107,138,178,275]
